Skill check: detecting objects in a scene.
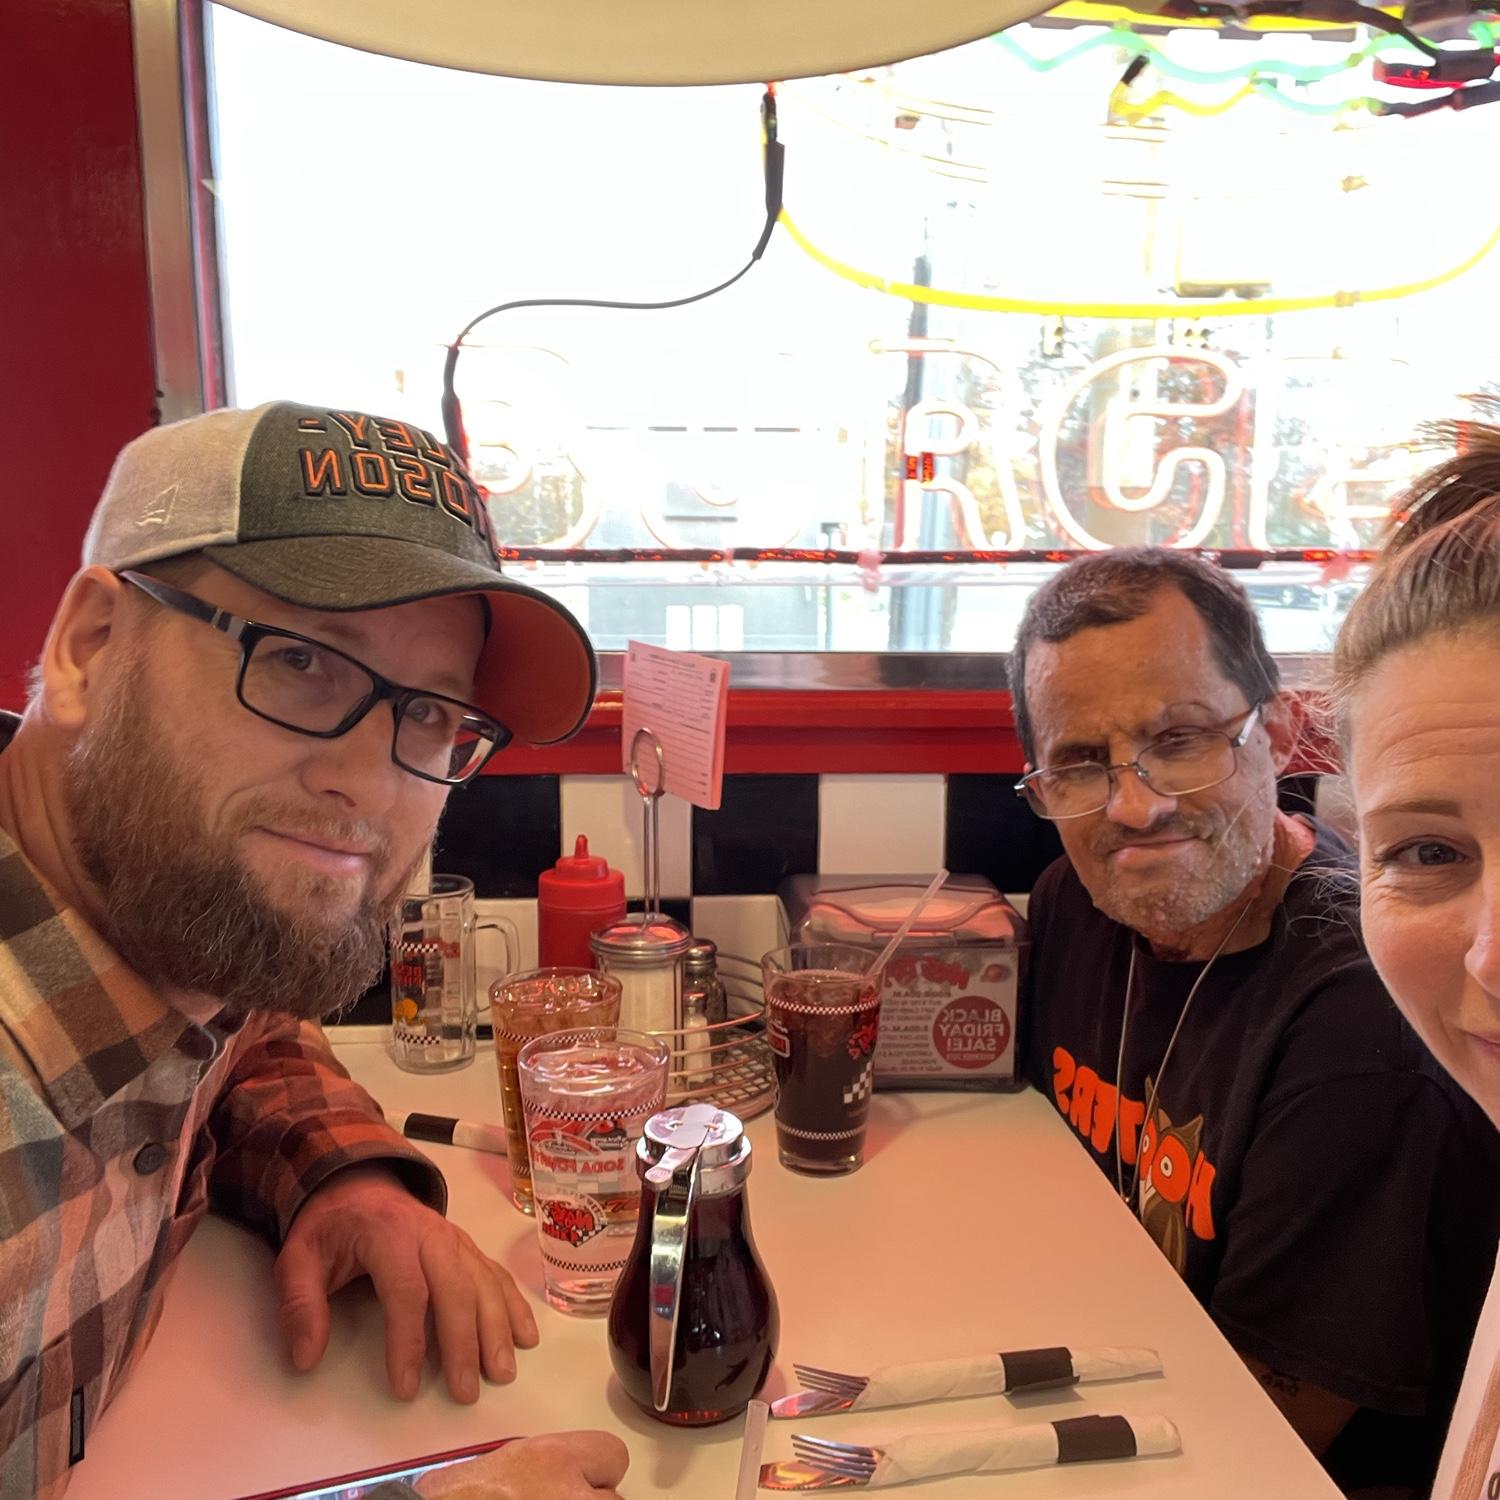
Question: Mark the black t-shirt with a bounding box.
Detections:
[1022,820,1500,1493]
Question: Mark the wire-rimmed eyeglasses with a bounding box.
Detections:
[1014,703,1263,821]
[120,571,510,785]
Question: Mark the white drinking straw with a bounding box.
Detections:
[869,869,950,979]
[734,1399,770,1500]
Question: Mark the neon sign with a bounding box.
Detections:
[472,340,1420,557]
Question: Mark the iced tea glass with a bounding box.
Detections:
[762,944,881,1176]
[517,1027,668,1315]
[490,968,622,1215]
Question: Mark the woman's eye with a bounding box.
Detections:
[1389,841,1464,869]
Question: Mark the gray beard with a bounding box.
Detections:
[63,668,413,1021]
[1083,797,1273,945]
[1093,867,1257,940]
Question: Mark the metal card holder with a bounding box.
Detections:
[626,727,774,1119]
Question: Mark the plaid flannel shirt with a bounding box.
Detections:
[0,719,446,1498]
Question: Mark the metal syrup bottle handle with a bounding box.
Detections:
[642,1110,723,1410]
[645,1138,703,1412]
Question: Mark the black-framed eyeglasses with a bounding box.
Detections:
[120,571,511,785]
[1014,703,1263,821]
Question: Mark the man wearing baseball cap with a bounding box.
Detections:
[0,404,628,1498]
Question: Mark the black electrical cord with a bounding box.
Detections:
[441,88,786,467]
[1260,0,1446,58]
[1155,0,1444,58]
[1374,75,1500,112]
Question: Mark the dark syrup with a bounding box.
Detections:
[608,1186,778,1425]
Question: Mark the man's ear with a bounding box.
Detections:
[37,568,133,732]
[1262,691,1302,777]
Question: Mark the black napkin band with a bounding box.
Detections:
[400,1111,458,1145]
[1054,1414,1139,1464]
[997,1346,1077,1392]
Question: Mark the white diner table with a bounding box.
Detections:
[66,1032,1342,1499]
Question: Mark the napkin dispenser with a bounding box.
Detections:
[777,874,1026,1091]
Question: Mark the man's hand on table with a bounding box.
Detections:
[275,1163,539,1403]
[414,1433,630,1499]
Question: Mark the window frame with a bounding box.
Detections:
[132,0,1349,770]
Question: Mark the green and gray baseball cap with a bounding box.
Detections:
[82,400,597,744]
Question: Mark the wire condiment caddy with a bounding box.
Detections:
[593,727,774,1120]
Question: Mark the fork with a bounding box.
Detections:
[759,1413,1182,1489]
[792,1434,882,1478]
[766,1363,870,1420]
[795,1364,869,1399]
[771,1346,1163,1420]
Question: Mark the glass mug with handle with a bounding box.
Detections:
[389,875,517,1072]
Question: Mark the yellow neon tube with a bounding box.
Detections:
[777,206,1500,318]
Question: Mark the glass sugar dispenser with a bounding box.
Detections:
[589,912,693,1034]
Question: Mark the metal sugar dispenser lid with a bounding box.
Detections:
[589,913,694,968]
[588,728,692,1031]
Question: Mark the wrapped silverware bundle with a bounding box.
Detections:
[770,1345,1163,1418]
[759,1413,1182,1489]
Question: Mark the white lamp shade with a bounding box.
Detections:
[211,0,1052,85]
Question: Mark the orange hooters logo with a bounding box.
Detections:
[1052,1047,1217,1275]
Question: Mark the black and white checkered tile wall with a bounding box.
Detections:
[337,770,1324,1024]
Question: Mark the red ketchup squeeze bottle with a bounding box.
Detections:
[538,836,627,969]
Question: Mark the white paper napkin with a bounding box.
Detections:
[868,1412,1181,1486]
[852,1345,1161,1409]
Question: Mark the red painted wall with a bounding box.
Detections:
[1,0,158,708]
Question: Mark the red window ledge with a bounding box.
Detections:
[490,690,1022,777]
[490,689,1341,780]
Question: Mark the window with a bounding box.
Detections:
[202,6,1500,655]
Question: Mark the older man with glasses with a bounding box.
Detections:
[0,404,629,1499]
[1010,547,1500,1500]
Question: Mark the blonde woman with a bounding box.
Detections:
[1336,426,1500,1499]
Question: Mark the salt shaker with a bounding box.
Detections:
[680,987,713,1087]
[682,940,727,1024]
[589,914,693,1035]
